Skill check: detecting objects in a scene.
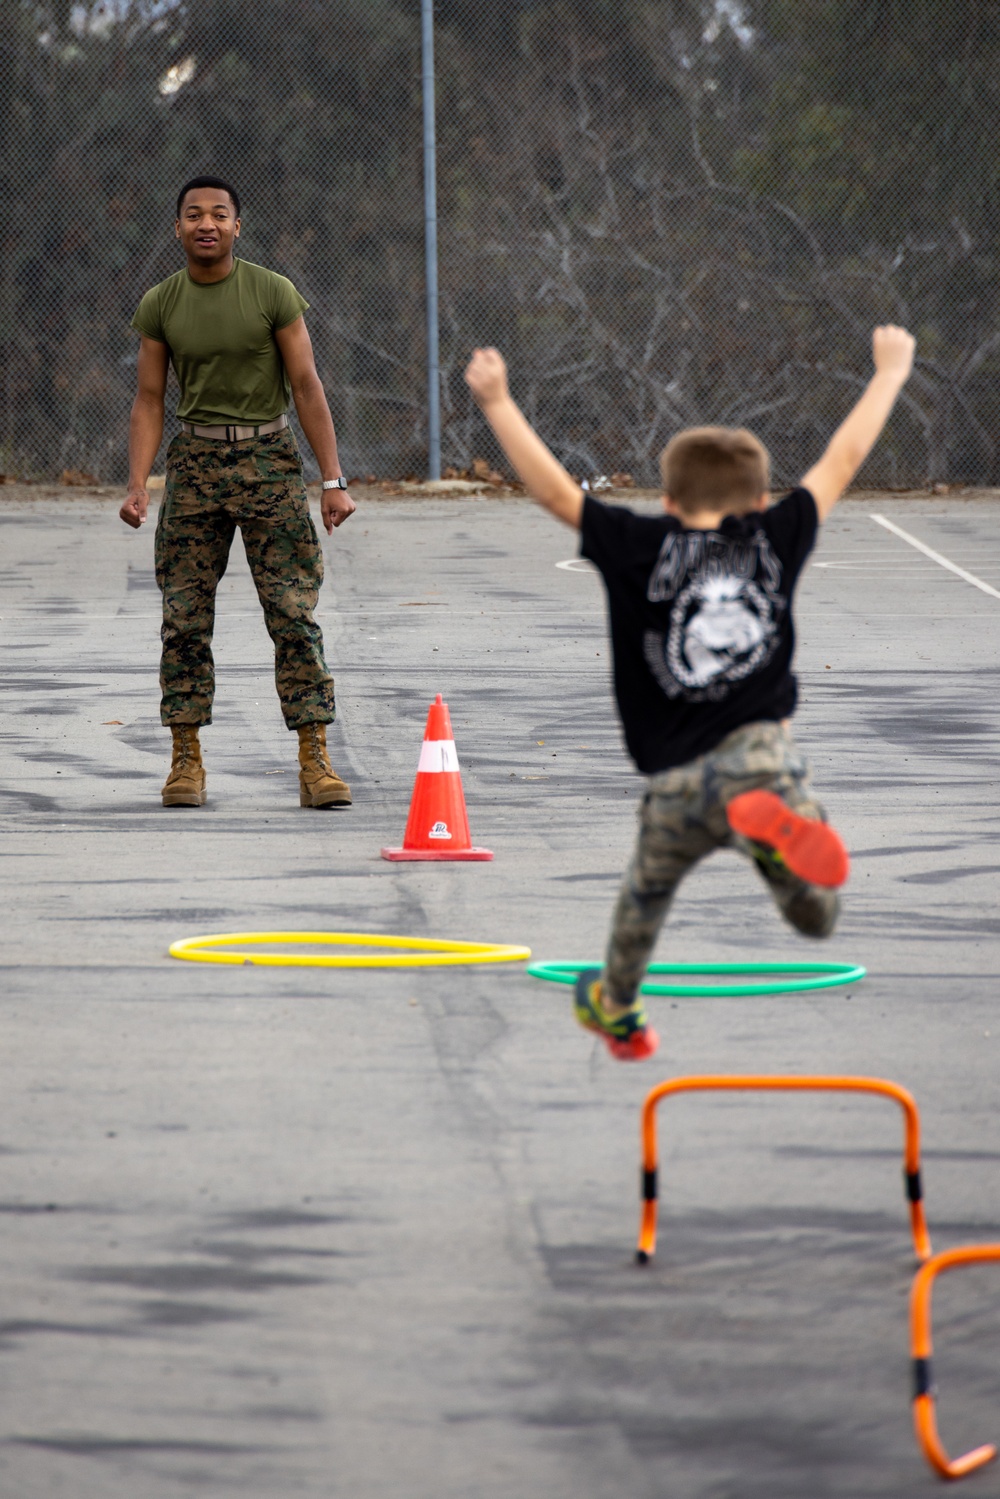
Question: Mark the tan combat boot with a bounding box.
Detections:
[162,724,207,807]
[298,723,352,808]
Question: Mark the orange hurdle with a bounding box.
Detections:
[637,1075,931,1265]
[910,1245,1000,1480]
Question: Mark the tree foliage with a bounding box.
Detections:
[1,0,998,483]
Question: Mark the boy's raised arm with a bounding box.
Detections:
[801,325,916,522]
[465,348,584,529]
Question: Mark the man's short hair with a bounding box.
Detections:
[659,426,770,514]
[176,175,241,218]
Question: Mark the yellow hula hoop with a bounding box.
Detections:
[168,931,532,969]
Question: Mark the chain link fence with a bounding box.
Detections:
[3,0,999,488]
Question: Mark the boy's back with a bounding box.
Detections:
[580,485,817,773]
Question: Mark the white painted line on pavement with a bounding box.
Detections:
[870,513,1000,601]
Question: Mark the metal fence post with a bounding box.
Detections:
[421,0,441,481]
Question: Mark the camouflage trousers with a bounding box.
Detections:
[154,428,335,729]
[603,720,840,1005]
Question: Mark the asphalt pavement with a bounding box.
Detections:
[1,490,999,1498]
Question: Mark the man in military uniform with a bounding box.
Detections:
[119,174,354,809]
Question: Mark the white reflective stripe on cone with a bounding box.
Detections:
[417,739,460,774]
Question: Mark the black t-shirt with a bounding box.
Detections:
[580,489,819,773]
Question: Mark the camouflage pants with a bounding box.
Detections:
[154,428,335,729]
[603,720,840,1005]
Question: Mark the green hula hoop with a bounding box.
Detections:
[527,960,866,998]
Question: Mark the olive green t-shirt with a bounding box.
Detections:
[131,258,308,425]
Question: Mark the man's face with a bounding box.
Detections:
[175,189,240,266]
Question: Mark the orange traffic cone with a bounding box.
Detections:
[381,694,493,862]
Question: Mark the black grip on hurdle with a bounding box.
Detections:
[905,1169,923,1204]
[912,1357,935,1399]
[642,1168,658,1202]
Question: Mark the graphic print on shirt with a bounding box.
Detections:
[642,528,785,701]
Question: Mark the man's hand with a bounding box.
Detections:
[123,338,168,529]
[278,317,352,512]
[321,487,356,534]
[465,347,510,408]
[120,488,150,529]
[872,324,916,383]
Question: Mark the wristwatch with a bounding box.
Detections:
[322,477,348,490]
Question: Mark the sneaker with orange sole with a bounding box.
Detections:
[573,970,660,1061]
[726,789,849,888]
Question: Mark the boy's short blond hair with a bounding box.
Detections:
[659,426,770,514]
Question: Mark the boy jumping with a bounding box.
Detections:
[465,327,916,1060]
